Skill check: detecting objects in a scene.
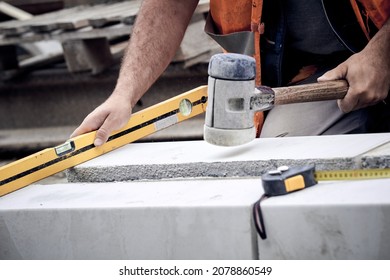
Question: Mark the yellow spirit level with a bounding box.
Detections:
[0,86,208,197]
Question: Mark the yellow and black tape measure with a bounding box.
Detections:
[255,165,390,239]
[261,165,390,197]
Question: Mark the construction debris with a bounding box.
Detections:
[0,0,218,76]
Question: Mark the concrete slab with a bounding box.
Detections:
[0,178,261,260]
[259,179,390,259]
[1,177,390,260]
[68,133,390,182]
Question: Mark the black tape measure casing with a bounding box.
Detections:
[261,165,317,196]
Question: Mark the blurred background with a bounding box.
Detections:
[0,0,220,165]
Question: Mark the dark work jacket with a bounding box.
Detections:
[261,0,371,87]
[206,0,389,87]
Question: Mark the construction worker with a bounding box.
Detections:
[71,0,390,146]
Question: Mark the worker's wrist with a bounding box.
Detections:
[365,18,390,56]
[112,81,140,108]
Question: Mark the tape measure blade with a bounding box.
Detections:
[315,168,390,181]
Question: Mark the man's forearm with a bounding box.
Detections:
[365,17,390,60]
[114,0,199,107]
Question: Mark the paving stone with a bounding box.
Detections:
[258,178,390,259]
[67,133,390,182]
[3,133,390,260]
[1,175,390,259]
[0,178,261,260]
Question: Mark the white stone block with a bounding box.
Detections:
[0,178,262,260]
[1,177,390,259]
[2,134,390,260]
[258,179,390,259]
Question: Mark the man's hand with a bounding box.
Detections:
[318,19,390,113]
[318,50,389,113]
[70,94,132,146]
[70,0,198,146]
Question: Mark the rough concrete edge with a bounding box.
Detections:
[66,158,359,183]
[360,142,390,169]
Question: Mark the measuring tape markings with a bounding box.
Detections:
[315,168,390,181]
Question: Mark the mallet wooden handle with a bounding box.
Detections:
[273,80,348,105]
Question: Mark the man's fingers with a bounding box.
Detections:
[70,117,103,138]
[318,62,356,112]
[70,108,110,139]
[94,118,116,146]
[69,127,82,139]
[94,127,109,147]
[93,114,129,146]
[70,123,93,138]
[337,92,359,113]
[317,63,347,82]
[70,114,124,147]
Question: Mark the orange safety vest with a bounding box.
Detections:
[350,0,390,39]
[210,0,263,86]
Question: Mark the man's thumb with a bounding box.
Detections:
[317,64,346,82]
